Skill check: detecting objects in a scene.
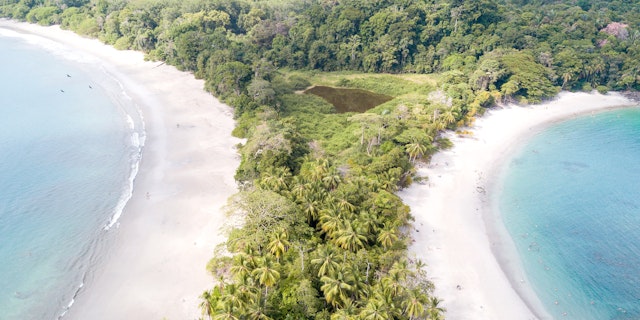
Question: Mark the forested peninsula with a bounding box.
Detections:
[3,0,639,319]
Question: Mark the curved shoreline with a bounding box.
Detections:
[0,20,240,319]
[399,92,636,320]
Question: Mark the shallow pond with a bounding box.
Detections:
[305,86,393,113]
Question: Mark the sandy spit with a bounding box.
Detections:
[399,92,636,320]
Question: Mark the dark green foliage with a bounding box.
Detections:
[490,49,559,103]
[207,61,252,99]
[11,0,638,96]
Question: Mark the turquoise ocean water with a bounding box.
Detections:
[498,108,640,319]
[0,30,143,319]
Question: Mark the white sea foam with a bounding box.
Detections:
[57,281,84,319]
[99,67,147,231]
[126,114,135,130]
[103,144,142,231]
[131,132,140,148]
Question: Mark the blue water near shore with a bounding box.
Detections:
[499,107,640,319]
[0,31,143,319]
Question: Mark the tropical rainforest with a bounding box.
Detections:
[2,0,639,319]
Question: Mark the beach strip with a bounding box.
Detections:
[0,20,239,319]
[400,92,636,320]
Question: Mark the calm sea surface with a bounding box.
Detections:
[0,30,143,319]
[499,108,640,319]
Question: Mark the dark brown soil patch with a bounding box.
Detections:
[304,86,393,113]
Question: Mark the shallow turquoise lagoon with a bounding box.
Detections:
[499,108,640,319]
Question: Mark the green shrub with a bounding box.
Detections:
[288,75,311,90]
[113,36,132,50]
[26,6,60,25]
[596,85,609,94]
[12,4,30,20]
[336,77,351,87]
[75,17,99,36]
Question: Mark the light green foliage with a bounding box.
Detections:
[26,6,59,25]
[113,34,132,50]
[247,79,276,105]
[60,8,98,36]
[10,4,30,20]
[225,188,296,251]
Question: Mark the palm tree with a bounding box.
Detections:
[320,270,354,307]
[235,275,259,307]
[561,72,572,89]
[346,263,370,300]
[302,198,321,224]
[267,230,290,262]
[355,210,379,238]
[213,284,246,320]
[427,296,446,320]
[405,139,428,163]
[376,171,399,192]
[258,169,288,192]
[230,254,254,281]
[359,298,390,320]
[310,158,329,181]
[413,259,429,279]
[389,260,411,280]
[441,108,458,125]
[318,209,343,239]
[330,309,357,320]
[402,288,428,320]
[290,178,309,201]
[212,302,240,320]
[242,247,260,268]
[311,246,340,277]
[243,301,273,320]
[251,257,280,300]
[222,284,247,310]
[381,273,404,299]
[336,198,356,214]
[334,220,367,252]
[591,60,605,86]
[200,289,217,320]
[322,168,342,190]
[377,223,398,249]
[331,299,358,320]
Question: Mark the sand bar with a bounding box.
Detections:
[400,92,636,320]
[0,20,239,319]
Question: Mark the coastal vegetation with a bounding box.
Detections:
[2,0,640,318]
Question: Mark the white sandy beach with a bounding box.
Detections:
[0,20,239,319]
[400,92,636,319]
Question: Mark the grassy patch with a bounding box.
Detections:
[286,71,438,96]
